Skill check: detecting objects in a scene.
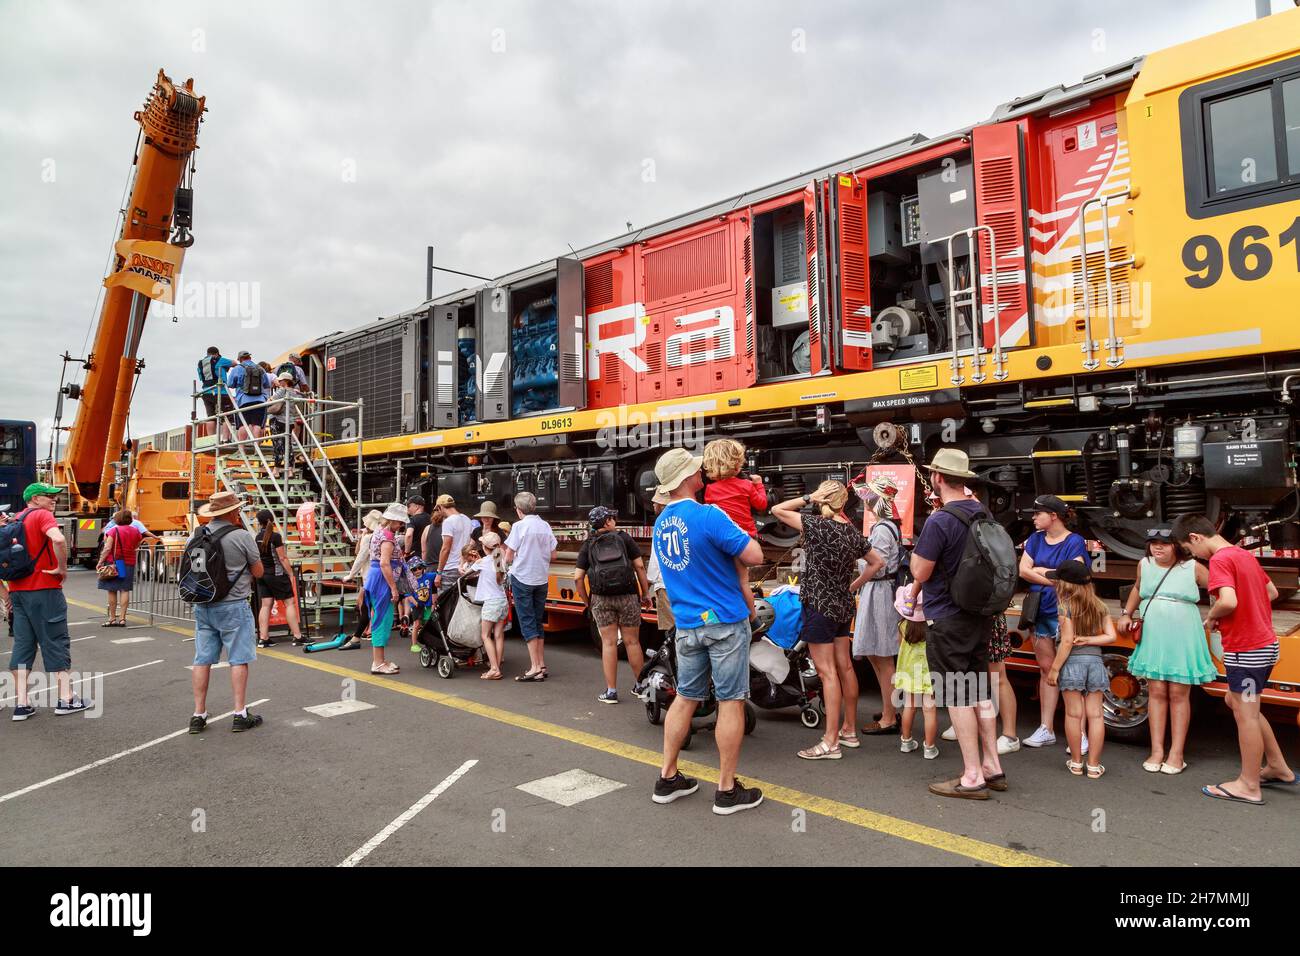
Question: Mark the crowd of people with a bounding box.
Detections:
[196,345,310,460]
[3,431,1295,816]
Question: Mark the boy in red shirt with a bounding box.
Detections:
[702,439,765,622]
[1173,514,1295,804]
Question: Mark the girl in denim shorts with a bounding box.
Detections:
[1045,560,1117,779]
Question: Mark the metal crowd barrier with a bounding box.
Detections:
[129,542,194,626]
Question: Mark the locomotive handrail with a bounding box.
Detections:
[933,223,1003,386]
[1078,189,1133,371]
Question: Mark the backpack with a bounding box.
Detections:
[198,355,220,389]
[0,509,50,582]
[588,531,636,595]
[238,361,264,398]
[276,361,297,381]
[940,504,1017,616]
[178,523,242,604]
[875,518,912,591]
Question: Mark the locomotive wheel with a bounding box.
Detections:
[1101,651,1148,743]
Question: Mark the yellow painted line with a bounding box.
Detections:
[1022,397,1075,408]
[258,647,1062,868]
[1057,495,1088,502]
[1030,449,1082,459]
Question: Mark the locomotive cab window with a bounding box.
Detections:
[1181,53,1300,217]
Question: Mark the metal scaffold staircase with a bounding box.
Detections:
[193,393,366,616]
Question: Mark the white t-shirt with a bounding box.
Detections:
[439,513,473,571]
[505,514,557,586]
[472,555,505,603]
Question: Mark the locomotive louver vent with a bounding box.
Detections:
[585,260,614,309]
[666,325,732,366]
[644,229,728,303]
[560,353,583,383]
[1071,247,1131,317]
[978,156,1016,205]
[743,234,751,274]
[323,328,404,439]
[778,217,803,285]
[645,341,664,374]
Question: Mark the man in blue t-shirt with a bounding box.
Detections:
[907,447,1005,802]
[225,350,274,441]
[650,448,765,816]
[196,347,235,439]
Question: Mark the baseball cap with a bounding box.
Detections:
[588,505,617,529]
[435,493,455,508]
[1045,560,1091,585]
[1032,494,1069,518]
[405,494,426,508]
[23,481,63,502]
[237,350,252,359]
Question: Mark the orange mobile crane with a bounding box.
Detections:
[51,70,206,563]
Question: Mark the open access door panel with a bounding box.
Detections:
[802,181,828,375]
[972,122,1032,350]
[555,257,587,410]
[476,286,510,421]
[830,173,873,370]
[429,304,458,429]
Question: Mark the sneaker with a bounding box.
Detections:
[941,725,957,741]
[231,711,263,733]
[597,690,619,705]
[188,714,208,734]
[923,743,940,760]
[1024,725,1056,748]
[900,737,919,754]
[997,735,1021,755]
[54,696,88,715]
[11,704,35,721]
[713,778,764,816]
[1081,732,1089,755]
[653,771,698,804]
[631,681,649,701]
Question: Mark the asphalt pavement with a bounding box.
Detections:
[1,570,1296,867]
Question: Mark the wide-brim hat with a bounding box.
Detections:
[362,509,385,531]
[924,448,978,480]
[382,503,410,524]
[198,490,243,518]
[475,501,499,520]
[654,448,704,495]
[894,585,926,622]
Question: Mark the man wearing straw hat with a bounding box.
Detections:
[190,491,265,734]
[906,448,1006,800]
[650,448,766,815]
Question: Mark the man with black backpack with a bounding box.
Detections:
[225,350,274,441]
[0,482,87,720]
[196,346,234,440]
[575,506,651,705]
[907,449,1016,801]
[185,491,265,734]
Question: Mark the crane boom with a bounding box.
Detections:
[55,69,204,514]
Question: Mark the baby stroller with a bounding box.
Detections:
[748,591,825,728]
[638,626,758,749]
[415,571,486,679]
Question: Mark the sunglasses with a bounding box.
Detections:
[1146,529,1174,541]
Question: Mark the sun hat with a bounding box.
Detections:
[654,448,704,495]
[475,501,500,520]
[857,473,900,518]
[381,503,410,524]
[22,481,64,502]
[197,490,243,518]
[362,509,385,531]
[923,448,978,480]
[497,520,512,537]
[894,585,925,622]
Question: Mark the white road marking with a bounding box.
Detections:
[338,759,477,868]
[1,635,95,659]
[290,718,317,727]
[517,768,627,807]
[0,698,271,805]
[0,659,163,705]
[303,700,376,718]
[111,637,155,645]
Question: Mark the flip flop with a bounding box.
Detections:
[1200,784,1265,806]
[928,778,989,800]
[1260,773,1300,789]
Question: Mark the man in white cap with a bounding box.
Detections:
[905,448,1005,800]
[189,491,265,734]
[650,448,765,815]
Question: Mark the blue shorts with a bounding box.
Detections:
[1226,663,1273,697]
[676,619,751,702]
[237,405,266,428]
[799,606,850,645]
[193,600,257,666]
[1034,616,1060,641]
[1059,654,1108,693]
[10,589,71,672]
[509,577,548,642]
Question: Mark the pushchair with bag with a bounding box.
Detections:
[415,571,486,678]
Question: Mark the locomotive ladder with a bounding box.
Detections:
[191,392,365,618]
[1079,188,1134,371]
[933,223,1009,386]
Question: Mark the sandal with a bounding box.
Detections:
[1086,763,1106,779]
[1201,784,1264,806]
[371,662,400,675]
[515,669,546,682]
[837,732,861,749]
[798,740,842,760]
[340,639,361,650]
[1066,759,1084,776]
[861,719,900,736]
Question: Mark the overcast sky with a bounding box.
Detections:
[0,0,1254,445]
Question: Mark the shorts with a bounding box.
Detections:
[96,563,135,592]
[987,613,1012,663]
[257,573,294,602]
[237,405,265,428]
[591,592,641,629]
[201,392,234,417]
[193,599,257,666]
[1226,662,1275,696]
[676,619,751,702]
[481,596,509,623]
[1034,616,1060,641]
[1059,654,1109,693]
[509,576,548,642]
[654,589,675,630]
[800,606,850,645]
[925,611,992,706]
[10,589,71,672]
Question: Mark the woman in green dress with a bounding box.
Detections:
[1118,527,1216,775]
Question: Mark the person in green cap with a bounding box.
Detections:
[0,482,87,719]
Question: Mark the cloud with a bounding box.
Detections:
[0,0,1244,444]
